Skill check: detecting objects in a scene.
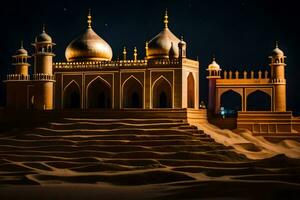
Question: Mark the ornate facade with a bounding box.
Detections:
[4,11,199,110]
[207,42,287,114]
[3,10,300,136]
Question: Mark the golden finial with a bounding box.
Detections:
[145,41,149,58]
[42,24,46,32]
[123,46,127,60]
[87,9,92,28]
[134,47,138,61]
[181,36,184,41]
[20,40,24,49]
[275,41,279,48]
[164,9,168,28]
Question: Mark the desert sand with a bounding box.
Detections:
[0,118,300,199]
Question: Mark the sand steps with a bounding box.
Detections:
[0,117,299,187]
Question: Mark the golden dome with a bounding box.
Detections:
[65,11,113,62]
[148,10,180,59]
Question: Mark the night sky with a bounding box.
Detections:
[0,0,299,114]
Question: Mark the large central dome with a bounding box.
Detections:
[65,12,113,62]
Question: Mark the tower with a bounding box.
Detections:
[5,42,31,109]
[269,42,286,112]
[206,56,221,114]
[31,26,55,110]
[12,41,31,76]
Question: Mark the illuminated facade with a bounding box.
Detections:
[205,44,300,135]
[4,11,199,110]
[207,42,287,114]
[3,10,300,135]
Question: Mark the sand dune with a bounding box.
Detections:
[0,118,300,199]
[195,122,300,159]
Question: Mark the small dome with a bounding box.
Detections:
[272,47,284,57]
[208,59,220,70]
[271,42,284,57]
[65,12,113,62]
[35,30,52,43]
[147,11,180,59]
[13,42,29,57]
[15,47,28,56]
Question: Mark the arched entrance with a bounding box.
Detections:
[152,76,172,108]
[247,90,271,111]
[122,76,143,108]
[187,73,195,108]
[64,81,81,109]
[87,77,111,108]
[220,90,242,116]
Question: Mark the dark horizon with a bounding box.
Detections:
[1,0,299,114]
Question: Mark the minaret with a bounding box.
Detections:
[269,42,286,112]
[5,42,31,109]
[206,56,221,114]
[31,25,56,110]
[178,36,187,58]
[32,25,55,74]
[12,41,30,76]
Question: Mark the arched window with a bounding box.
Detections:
[220,90,242,117]
[247,90,271,111]
[122,76,143,108]
[64,81,81,109]
[87,77,111,108]
[187,73,195,108]
[152,76,172,108]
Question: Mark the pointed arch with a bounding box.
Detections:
[220,89,242,116]
[187,72,195,108]
[86,76,112,108]
[122,75,144,108]
[152,75,172,108]
[247,89,271,111]
[63,80,81,109]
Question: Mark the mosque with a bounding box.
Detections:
[4,10,199,110]
[3,10,300,135]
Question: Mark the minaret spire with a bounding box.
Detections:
[123,46,127,61]
[87,9,92,28]
[145,41,149,58]
[164,9,168,28]
[133,47,138,61]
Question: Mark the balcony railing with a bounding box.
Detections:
[6,74,30,80]
[32,73,55,80]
